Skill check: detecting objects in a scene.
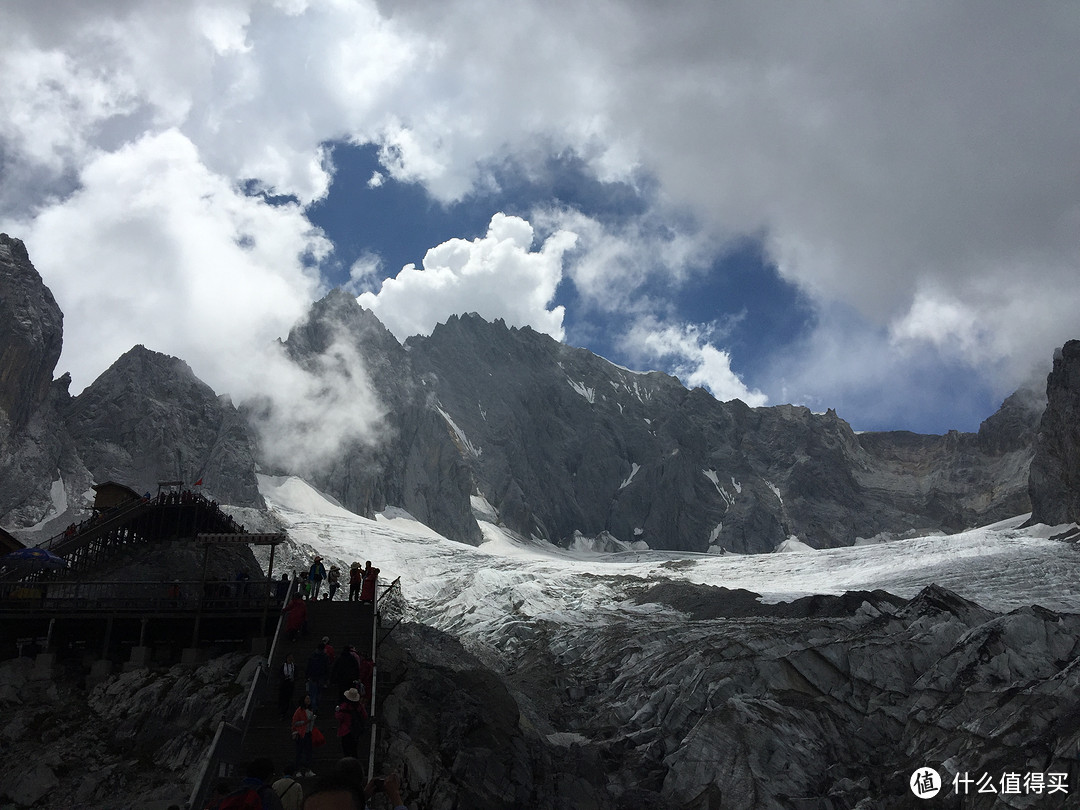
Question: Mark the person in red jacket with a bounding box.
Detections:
[348,564,363,602]
[283,593,308,642]
[334,688,368,759]
[291,694,316,777]
[359,561,379,603]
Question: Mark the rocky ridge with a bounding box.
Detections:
[0,238,1061,555]
[285,300,1043,553]
[0,235,263,538]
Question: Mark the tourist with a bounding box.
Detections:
[308,556,327,600]
[348,564,363,602]
[327,566,341,600]
[330,644,359,696]
[283,593,308,642]
[306,642,330,710]
[302,760,406,810]
[275,572,291,603]
[291,695,316,777]
[278,654,296,719]
[359,561,379,604]
[222,758,286,810]
[273,772,304,810]
[334,688,368,759]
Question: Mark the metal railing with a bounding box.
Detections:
[377,577,405,648]
[366,576,403,781]
[0,578,282,613]
[187,576,295,810]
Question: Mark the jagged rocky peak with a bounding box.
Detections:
[1028,340,1080,525]
[284,288,400,358]
[0,234,63,429]
[66,345,263,507]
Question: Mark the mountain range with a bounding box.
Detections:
[2,233,1075,552]
[5,231,1080,809]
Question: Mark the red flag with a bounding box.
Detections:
[194,478,203,486]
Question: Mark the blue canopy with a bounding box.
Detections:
[1,546,68,570]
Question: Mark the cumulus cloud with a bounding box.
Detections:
[1,129,328,396]
[2,0,1078,429]
[622,320,767,407]
[243,330,386,474]
[0,0,419,207]
[532,206,717,316]
[357,213,576,341]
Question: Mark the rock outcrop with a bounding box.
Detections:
[0,235,62,431]
[0,652,254,809]
[0,234,73,528]
[66,345,263,508]
[1029,340,1080,526]
[268,290,482,544]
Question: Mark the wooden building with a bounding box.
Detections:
[91,481,143,512]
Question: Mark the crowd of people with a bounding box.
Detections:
[283,635,377,775]
[289,558,381,604]
[196,554,396,808]
[271,556,386,786]
[203,756,406,809]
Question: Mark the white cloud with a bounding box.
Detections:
[357,213,576,341]
[623,320,767,407]
[532,207,717,316]
[243,330,386,474]
[343,251,384,296]
[2,1,1078,427]
[1,129,328,396]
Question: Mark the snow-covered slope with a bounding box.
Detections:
[261,474,1080,620]
[261,473,1080,809]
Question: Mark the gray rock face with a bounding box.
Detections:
[271,290,482,544]
[0,235,73,528]
[401,313,1039,551]
[66,345,263,507]
[270,295,1045,552]
[0,653,254,809]
[1029,340,1080,525]
[0,234,1057,553]
[0,234,62,431]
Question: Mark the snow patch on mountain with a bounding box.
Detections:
[435,404,482,458]
[774,536,815,553]
[567,378,595,404]
[24,476,69,533]
[259,475,1080,624]
[470,493,499,523]
[702,468,735,506]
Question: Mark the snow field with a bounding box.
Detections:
[259,475,1080,644]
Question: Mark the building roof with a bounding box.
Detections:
[0,526,25,554]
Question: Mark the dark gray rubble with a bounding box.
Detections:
[372,584,1080,810]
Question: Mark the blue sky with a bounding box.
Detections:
[1,1,1077,437]
[305,140,993,433]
